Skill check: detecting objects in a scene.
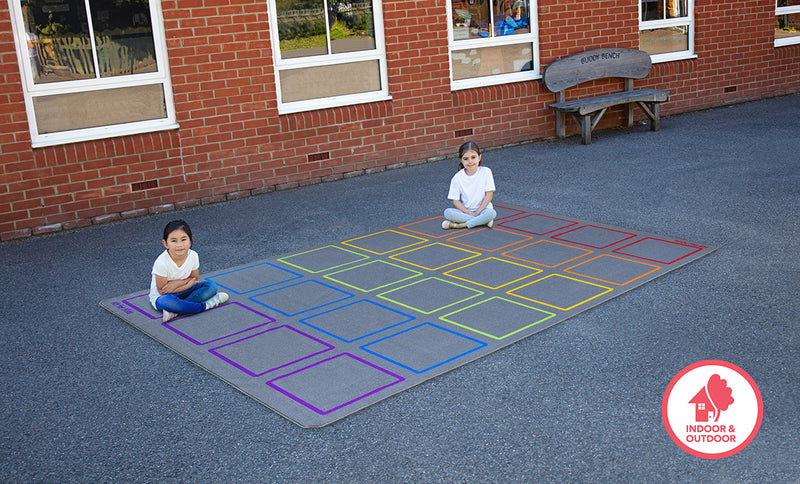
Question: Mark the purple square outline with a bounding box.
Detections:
[266,353,405,415]
[123,294,160,320]
[209,325,334,377]
[162,302,276,345]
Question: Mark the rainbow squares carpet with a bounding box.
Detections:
[101,203,716,427]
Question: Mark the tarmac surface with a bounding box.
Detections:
[2,95,798,482]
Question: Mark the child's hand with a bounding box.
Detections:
[160,276,198,294]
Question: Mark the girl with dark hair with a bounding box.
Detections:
[442,141,497,229]
[149,220,228,322]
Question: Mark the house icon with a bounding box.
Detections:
[689,388,715,422]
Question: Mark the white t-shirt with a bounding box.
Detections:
[149,249,200,307]
[447,166,495,212]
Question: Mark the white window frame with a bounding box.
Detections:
[7,0,177,148]
[446,1,540,91]
[268,0,391,114]
[639,0,697,63]
[775,1,800,47]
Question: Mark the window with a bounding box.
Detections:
[9,0,176,147]
[639,0,695,62]
[269,0,390,114]
[776,0,800,46]
[447,0,539,90]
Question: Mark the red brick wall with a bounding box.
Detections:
[1,0,799,241]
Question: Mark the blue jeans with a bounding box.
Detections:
[155,280,218,315]
[444,207,497,228]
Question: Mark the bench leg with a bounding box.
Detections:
[651,102,661,131]
[626,102,634,128]
[635,101,662,132]
[579,114,592,145]
[555,111,566,139]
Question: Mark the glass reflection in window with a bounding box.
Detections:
[21,0,94,83]
[451,43,533,80]
[277,0,375,59]
[640,26,689,55]
[20,0,158,84]
[776,13,800,41]
[329,1,375,54]
[641,0,688,21]
[90,0,157,77]
[451,0,529,40]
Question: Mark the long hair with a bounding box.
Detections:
[457,141,482,171]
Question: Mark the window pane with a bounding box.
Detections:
[642,0,658,20]
[22,0,95,83]
[329,0,375,54]
[491,0,530,37]
[279,60,381,102]
[640,26,689,54]
[90,0,158,77]
[642,0,688,21]
[665,0,688,19]
[451,43,533,80]
[776,13,800,41]
[277,0,328,59]
[451,0,491,39]
[32,83,167,133]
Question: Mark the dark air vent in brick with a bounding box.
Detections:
[131,180,158,191]
[308,152,330,162]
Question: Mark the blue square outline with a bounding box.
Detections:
[207,262,303,295]
[360,322,487,374]
[248,280,354,317]
[299,299,415,343]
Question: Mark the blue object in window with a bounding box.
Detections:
[495,16,523,36]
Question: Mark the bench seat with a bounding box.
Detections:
[542,48,670,144]
[549,88,670,115]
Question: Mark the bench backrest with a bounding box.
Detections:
[542,47,652,93]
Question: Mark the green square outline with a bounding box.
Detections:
[342,230,428,255]
[324,260,423,293]
[440,296,556,340]
[377,277,484,315]
[278,245,369,273]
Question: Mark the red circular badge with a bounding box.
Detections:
[662,360,763,459]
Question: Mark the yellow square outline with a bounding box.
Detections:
[507,274,613,310]
[446,226,535,252]
[389,242,482,271]
[443,257,543,289]
[341,230,428,255]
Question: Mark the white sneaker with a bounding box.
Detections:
[162,310,178,322]
[205,292,229,310]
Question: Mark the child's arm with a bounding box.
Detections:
[453,190,493,216]
[157,269,200,295]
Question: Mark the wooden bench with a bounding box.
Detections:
[542,47,669,144]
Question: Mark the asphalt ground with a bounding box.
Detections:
[2,95,798,482]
